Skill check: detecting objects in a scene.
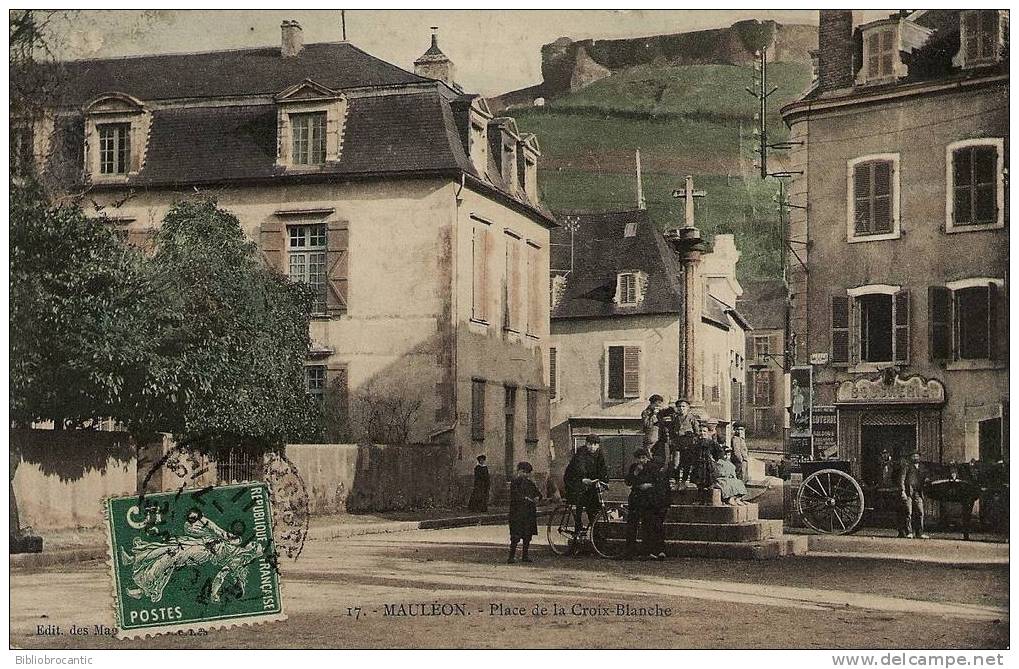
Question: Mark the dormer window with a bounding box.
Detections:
[291,112,326,165]
[615,271,646,307]
[623,221,638,238]
[84,93,150,182]
[865,27,896,80]
[275,79,346,170]
[99,123,131,174]
[959,10,1002,68]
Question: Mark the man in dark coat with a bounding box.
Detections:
[898,451,928,539]
[641,395,666,454]
[508,461,541,563]
[467,455,490,512]
[564,435,609,536]
[690,425,717,493]
[624,449,656,559]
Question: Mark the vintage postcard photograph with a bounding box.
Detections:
[7,6,1010,659]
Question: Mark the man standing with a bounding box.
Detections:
[671,399,699,485]
[563,435,609,536]
[898,451,928,539]
[731,423,750,483]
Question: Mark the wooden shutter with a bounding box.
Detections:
[623,346,640,397]
[326,362,350,442]
[325,219,349,316]
[831,295,850,365]
[471,380,486,442]
[746,335,756,363]
[988,282,1000,360]
[472,224,488,321]
[928,286,952,363]
[260,220,285,272]
[872,161,892,233]
[853,162,871,234]
[973,146,997,225]
[549,347,557,400]
[607,346,624,399]
[525,389,538,443]
[893,289,910,364]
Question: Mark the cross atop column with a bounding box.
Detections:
[671,175,707,228]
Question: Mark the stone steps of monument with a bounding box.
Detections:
[607,535,809,560]
[600,519,784,542]
[665,503,759,523]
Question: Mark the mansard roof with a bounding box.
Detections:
[550,209,683,320]
[41,41,427,106]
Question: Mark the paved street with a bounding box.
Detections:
[11,525,1008,649]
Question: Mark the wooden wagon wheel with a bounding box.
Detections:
[797,468,865,535]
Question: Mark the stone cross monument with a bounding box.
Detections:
[666,175,707,409]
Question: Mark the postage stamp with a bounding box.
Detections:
[105,482,284,638]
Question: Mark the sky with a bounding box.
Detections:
[36,9,857,96]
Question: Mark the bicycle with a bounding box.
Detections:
[547,480,626,559]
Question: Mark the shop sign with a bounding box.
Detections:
[812,405,838,459]
[836,375,945,405]
[790,366,812,438]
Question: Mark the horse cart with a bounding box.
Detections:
[795,459,1009,538]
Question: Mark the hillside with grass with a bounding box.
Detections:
[512,61,813,284]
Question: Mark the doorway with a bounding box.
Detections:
[504,386,517,480]
[860,423,916,486]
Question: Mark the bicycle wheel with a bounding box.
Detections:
[547,503,578,555]
[590,506,625,559]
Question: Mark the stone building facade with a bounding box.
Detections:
[23,23,558,495]
[781,9,1008,482]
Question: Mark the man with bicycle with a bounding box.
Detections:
[563,435,609,539]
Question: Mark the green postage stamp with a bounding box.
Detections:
[105,482,285,638]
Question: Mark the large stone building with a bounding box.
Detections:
[737,279,789,455]
[548,209,749,481]
[21,23,558,494]
[780,9,1008,483]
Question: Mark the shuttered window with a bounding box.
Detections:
[525,389,538,443]
[866,28,896,79]
[753,370,772,405]
[931,282,1000,364]
[952,145,998,227]
[549,347,558,400]
[503,233,522,331]
[607,345,640,399]
[471,379,486,442]
[526,242,541,336]
[617,272,638,305]
[853,160,894,235]
[288,224,327,312]
[472,221,489,322]
[831,295,850,365]
[961,10,999,66]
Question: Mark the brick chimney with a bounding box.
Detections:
[817,10,854,91]
[281,20,304,58]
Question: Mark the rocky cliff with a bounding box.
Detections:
[492,20,816,111]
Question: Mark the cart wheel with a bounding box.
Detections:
[547,503,578,555]
[797,468,864,535]
[590,506,625,559]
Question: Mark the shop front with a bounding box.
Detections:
[834,374,946,486]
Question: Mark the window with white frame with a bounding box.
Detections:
[606,344,640,400]
[929,279,1002,364]
[946,138,1004,232]
[291,112,327,165]
[960,10,1001,68]
[831,286,910,367]
[304,365,327,400]
[616,272,638,306]
[848,155,899,242]
[99,123,131,175]
[288,224,327,312]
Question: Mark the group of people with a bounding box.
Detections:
[471,395,756,563]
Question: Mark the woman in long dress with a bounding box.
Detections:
[712,448,748,507]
